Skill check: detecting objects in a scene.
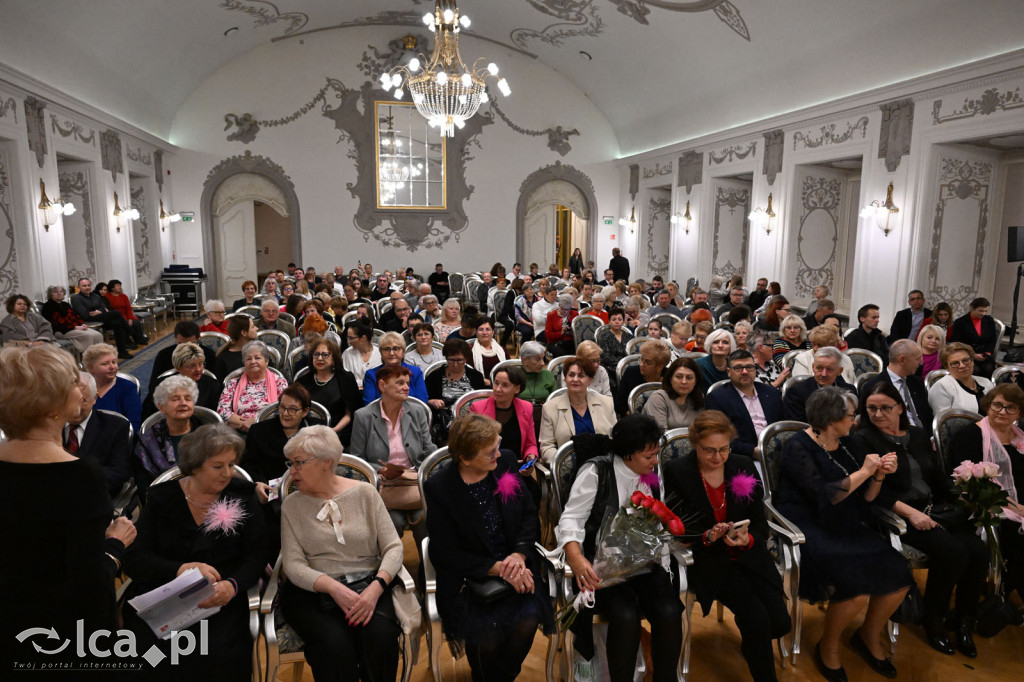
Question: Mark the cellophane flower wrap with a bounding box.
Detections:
[952,459,1010,570]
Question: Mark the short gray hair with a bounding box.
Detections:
[204,299,226,313]
[241,340,269,360]
[261,299,278,310]
[47,284,66,299]
[154,375,198,408]
[177,423,244,476]
[889,338,920,360]
[519,341,546,359]
[172,342,206,370]
[557,294,574,309]
[283,424,342,468]
[420,294,438,307]
[591,293,605,303]
[813,346,844,365]
[805,386,857,431]
[79,372,97,400]
[734,320,753,334]
[704,329,737,354]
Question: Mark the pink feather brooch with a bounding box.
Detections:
[201,497,247,536]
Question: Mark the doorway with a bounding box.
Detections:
[522,180,589,274]
[57,156,100,286]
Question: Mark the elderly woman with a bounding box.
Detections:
[201,298,229,334]
[341,321,381,390]
[279,425,411,682]
[295,337,360,444]
[696,328,737,389]
[135,375,204,497]
[0,345,136,668]
[41,285,104,353]
[854,382,987,657]
[426,413,554,679]
[950,297,998,377]
[917,324,946,377]
[772,314,810,368]
[261,275,282,302]
[643,356,704,429]
[617,338,673,416]
[598,306,632,377]
[664,410,790,681]
[124,424,266,681]
[557,415,682,681]
[748,331,789,389]
[144,342,220,417]
[83,342,142,431]
[753,296,791,333]
[426,338,486,438]
[586,292,610,323]
[927,341,994,415]
[532,287,559,339]
[232,279,259,311]
[539,356,616,464]
[433,298,463,341]
[217,340,289,432]
[362,331,429,404]
[350,365,436,540]
[469,366,539,462]
[215,314,259,380]
[471,316,507,383]
[0,294,55,346]
[407,322,443,368]
[733,319,752,351]
[576,340,612,397]
[774,387,911,680]
[545,293,579,357]
[520,340,557,405]
[951,384,1024,618]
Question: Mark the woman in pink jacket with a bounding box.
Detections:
[469,365,538,462]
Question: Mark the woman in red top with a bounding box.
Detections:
[104,279,149,345]
[544,294,578,357]
[40,284,104,353]
[200,299,229,334]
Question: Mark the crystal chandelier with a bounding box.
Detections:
[379,0,510,137]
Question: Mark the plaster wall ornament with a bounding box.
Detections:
[218,0,308,36]
[100,130,123,182]
[794,175,841,297]
[59,169,97,284]
[510,0,604,50]
[642,161,673,179]
[712,185,750,278]
[628,163,640,197]
[23,96,47,169]
[154,151,164,191]
[126,146,152,166]
[708,141,756,165]
[489,100,580,156]
[0,96,18,124]
[792,116,869,150]
[0,149,21,299]
[677,151,703,193]
[932,86,1024,125]
[224,113,260,144]
[645,192,671,278]
[516,161,599,264]
[50,114,96,145]
[130,183,152,283]
[762,129,784,186]
[878,99,914,173]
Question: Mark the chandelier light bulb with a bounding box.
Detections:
[62,202,76,216]
[480,91,489,103]
[394,88,404,100]
[443,9,454,23]
[408,57,420,72]
[436,71,447,85]
[497,78,511,97]
[461,72,473,87]
[487,62,499,75]
[392,74,403,89]
[413,92,425,104]
[458,94,467,104]
[422,12,433,25]
[460,15,471,28]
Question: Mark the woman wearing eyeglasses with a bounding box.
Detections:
[927,342,994,415]
[296,338,361,448]
[853,382,987,657]
[360,331,429,405]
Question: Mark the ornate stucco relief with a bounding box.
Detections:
[678,151,703,193]
[794,175,841,298]
[59,169,97,284]
[130,183,152,284]
[645,192,671,279]
[642,161,673,179]
[100,130,123,182]
[490,101,579,157]
[792,116,869,150]
[516,161,598,264]
[154,151,164,191]
[932,86,1024,125]
[0,149,21,299]
[762,129,783,185]
[218,0,308,35]
[50,114,96,146]
[711,185,749,278]
[24,96,47,168]
[709,142,756,165]
[0,96,17,124]
[878,99,914,173]
[126,146,152,166]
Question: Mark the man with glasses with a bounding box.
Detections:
[846,303,890,365]
[888,290,931,344]
[706,350,784,458]
[257,298,296,337]
[859,338,933,436]
[360,331,428,404]
[784,347,856,421]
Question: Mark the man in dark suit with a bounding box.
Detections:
[846,303,889,366]
[745,278,770,312]
[147,320,217,397]
[802,299,835,331]
[67,374,134,497]
[858,339,933,436]
[705,350,784,458]
[950,296,998,377]
[887,290,931,344]
[597,268,616,287]
[783,347,856,421]
[609,247,630,283]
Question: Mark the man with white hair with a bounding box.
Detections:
[257,298,295,336]
[783,346,856,421]
[859,338,933,435]
[66,373,134,496]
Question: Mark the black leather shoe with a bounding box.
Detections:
[118,350,133,360]
[924,620,955,655]
[955,620,978,658]
[814,642,848,682]
[850,629,897,678]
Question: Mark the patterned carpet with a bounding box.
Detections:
[118,332,176,401]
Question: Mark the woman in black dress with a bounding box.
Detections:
[124,424,266,681]
[424,413,554,681]
[664,410,790,681]
[775,387,912,681]
[296,337,361,447]
[0,345,136,670]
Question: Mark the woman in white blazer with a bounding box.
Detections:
[539,357,616,464]
[927,342,994,415]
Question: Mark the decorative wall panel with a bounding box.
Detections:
[643,188,671,281]
[793,171,843,299]
[710,179,749,279]
[928,153,993,315]
[58,167,97,284]
[0,148,21,299]
[130,179,153,286]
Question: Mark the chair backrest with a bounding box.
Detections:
[152,463,254,487]
[651,312,682,329]
[657,427,692,481]
[406,340,446,355]
[465,280,482,303]
[417,446,451,521]
[255,400,331,424]
[453,389,493,418]
[854,371,879,393]
[280,454,379,499]
[547,386,568,403]
[755,420,808,497]
[374,298,392,317]
[616,353,641,382]
[571,314,604,345]
[932,407,982,476]
[782,349,802,371]
[447,273,464,295]
[993,318,1006,362]
[371,329,386,346]
[340,310,360,327]
[95,408,134,446]
[706,378,731,396]
[139,405,223,436]
[490,359,523,385]
[286,346,305,377]
[594,324,632,349]
[550,441,578,514]
[547,355,574,387]
[628,381,661,414]
[237,305,262,318]
[991,363,1024,385]
[156,368,219,382]
[845,348,883,376]
[292,367,310,383]
[406,396,433,427]
[625,336,649,355]
[117,372,142,396]
[493,289,509,314]
[423,360,448,388]
[925,369,949,390]
[257,329,290,368]
[278,311,296,326]
[779,375,801,400]
[199,331,230,354]
[324,329,342,348]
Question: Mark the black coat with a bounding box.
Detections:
[240,416,323,485]
[887,307,931,344]
[705,382,784,457]
[609,255,630,283]
[858,371,934,437]
[149,343,219,394]
[850,426,951,508]
[77,409,135,497]
[783,376,856,422]
[950,314,998,357]
[846,326,890,366]
[663,454,783,613]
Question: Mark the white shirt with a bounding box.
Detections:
[532,299,556,331]
[342,346,381,389]
[556,457,653,549]
[64,411,92,448]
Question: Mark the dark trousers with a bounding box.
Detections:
[515,322,535,343]
[1000,519,1024,599]
[282,581,401,682]
[465,610,540,682]
[714,564,791,682]
[127,318,148,343]
[904,524,988,621]
[94,310,132,350]
[593,569,682,682]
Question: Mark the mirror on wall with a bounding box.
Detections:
[375,101,445,209]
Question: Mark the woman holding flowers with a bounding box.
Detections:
[556,415,683,682]
[952,383,1024,618]
[424,413,554,681]
[663,410,790,681]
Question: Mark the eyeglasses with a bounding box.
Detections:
[947,358,974,368]
[990,402,1021,416]
[380,346,403,353]
[845,412,857,419]
[699,445,731,457]
[312,352,331,360]
[447,357,466,364]
[866,404,898,414]
[729,364,756,373]
[285,455,317,468]
[280,404,307,414]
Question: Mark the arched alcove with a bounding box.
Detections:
[516,162,598,267]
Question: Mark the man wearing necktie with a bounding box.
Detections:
[66,373,134,497]
[859,339,934,437]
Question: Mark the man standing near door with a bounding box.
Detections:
[609,247,630,283]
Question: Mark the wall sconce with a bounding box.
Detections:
[112,191,139,233]
[159,200,181,232]
[859,181,900,236]
[37,179,75,231]
[748,193,776,235]
[619,205,637,234]
[670,200,693,234]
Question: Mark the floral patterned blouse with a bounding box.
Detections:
[217,372,290,422]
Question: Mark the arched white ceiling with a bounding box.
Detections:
[1,0,1023,155]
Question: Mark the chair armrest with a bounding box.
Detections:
[247,582,261,611]
[764,501,805,544]
[868,506,907,535]
[111,479,137,517]
[396,566,416,592]
[259,554,284,615]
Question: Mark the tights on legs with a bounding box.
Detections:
[714,565,791,681]
[465,613,540,682]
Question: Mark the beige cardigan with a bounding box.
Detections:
[539,390,617,464]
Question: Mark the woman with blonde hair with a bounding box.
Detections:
[772,314,810,368]
[84,342,142,431]
[433,298,463,341]
[917,324,946,377]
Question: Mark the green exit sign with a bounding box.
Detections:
[180,212,195,223]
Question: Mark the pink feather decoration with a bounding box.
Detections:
[639,472,661,489]
[727,472,760,503]
[495,472,522,504]
[201,497,247,536]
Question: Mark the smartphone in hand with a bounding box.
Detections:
[519,459,537,472]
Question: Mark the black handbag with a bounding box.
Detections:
[465,576,514,604]
[926,502,970,530]
[975,591,1022,637]
[890,581,923,625]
